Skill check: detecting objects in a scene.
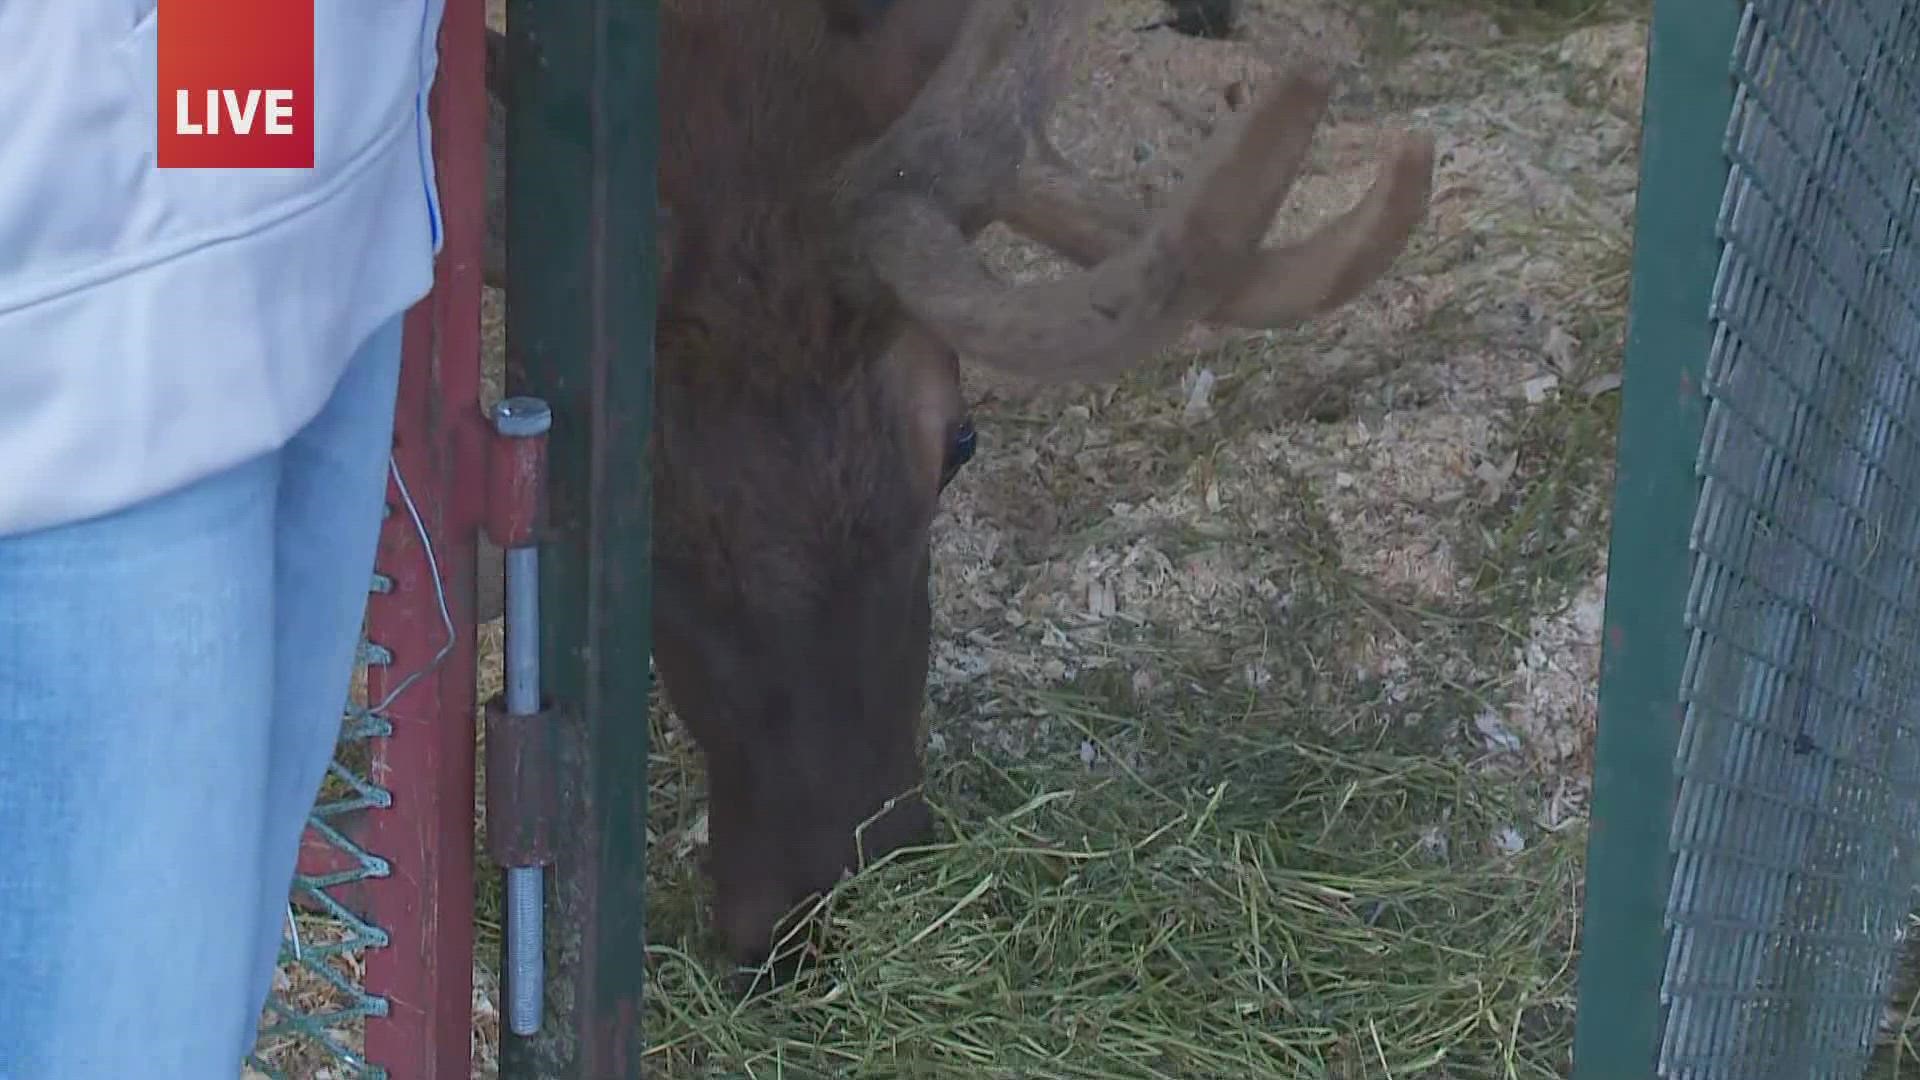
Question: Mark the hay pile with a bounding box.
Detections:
[645,708,1584,1078]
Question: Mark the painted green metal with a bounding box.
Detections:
[498,0,659,1075]
[1571,4,1743,1072]
[1577,0,1920,1076]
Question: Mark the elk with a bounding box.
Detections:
[484,0,1435,967]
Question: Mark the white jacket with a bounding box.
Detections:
[0,0,447,537]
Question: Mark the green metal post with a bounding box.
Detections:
[498,0,658,1075]
[1570,1,1742,1074]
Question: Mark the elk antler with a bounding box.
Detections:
[997,127,1435,329]
[843,0,1435,382]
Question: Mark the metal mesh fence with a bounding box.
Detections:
[243,595,398,1079]
[239,426,485,1080]
[1664,0,1920,1075]
[1576,0,1920,1075]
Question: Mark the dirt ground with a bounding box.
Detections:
[256,0,1652,1075]
[920,0,1640,784]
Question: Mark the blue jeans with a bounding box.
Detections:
[0,313,405,1078]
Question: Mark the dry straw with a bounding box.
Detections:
[644,699,1584,1079]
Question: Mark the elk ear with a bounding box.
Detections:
[883,320,966,499]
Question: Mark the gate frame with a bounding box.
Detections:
[495,0,660,1075]
[285,0,491,1074]
[360,0,491,1067]
[1570,1,1743,1072]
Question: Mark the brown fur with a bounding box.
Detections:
[485,0,1437,967]
[649,0,961,967]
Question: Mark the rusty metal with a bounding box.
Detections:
[483,696,560,867]
[486,394,558,1038]
[355,0,490,1072]
[487,397,551,551]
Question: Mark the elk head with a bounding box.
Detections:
[498,0,1435,968]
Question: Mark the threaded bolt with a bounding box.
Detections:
[492,395,553,1040]
[506,865,544,1036]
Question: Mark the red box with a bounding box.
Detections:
[156,0,315,168]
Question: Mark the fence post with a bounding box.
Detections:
[498,0,659,1075]
[1571,2,1741,1072]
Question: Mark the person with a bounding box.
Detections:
[0,1,448,1074]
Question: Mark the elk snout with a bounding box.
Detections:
[709,780,935,968]
[714,873,804,970]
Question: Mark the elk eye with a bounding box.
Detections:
[940,419,977,492]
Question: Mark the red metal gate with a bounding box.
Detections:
[252,1,490,1075]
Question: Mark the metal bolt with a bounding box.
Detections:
[494,395,553,439]
[493,396,551,1038]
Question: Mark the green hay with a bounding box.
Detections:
[643,713,1583,1079]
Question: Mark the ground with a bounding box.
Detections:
[258,0,1660,1076]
